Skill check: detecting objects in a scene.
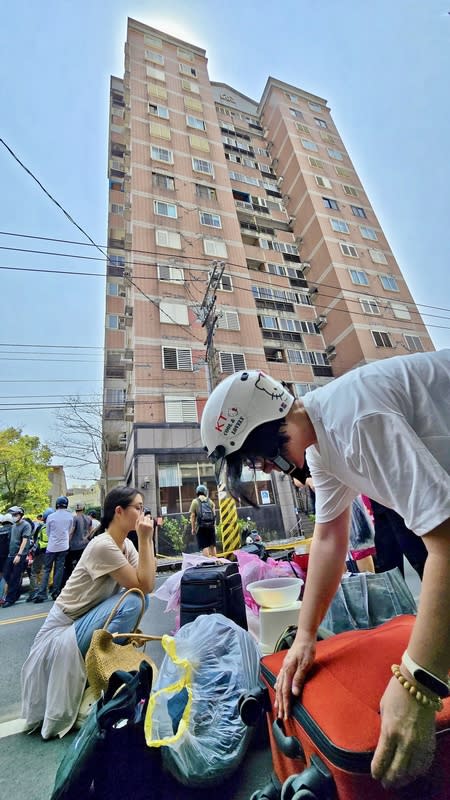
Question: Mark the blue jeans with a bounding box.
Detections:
[74,590,150,657]
[36,550,67,599]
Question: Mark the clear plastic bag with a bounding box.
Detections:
[235,550,302,615]
[144,613,260,786]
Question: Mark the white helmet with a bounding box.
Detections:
[201,369,294,461]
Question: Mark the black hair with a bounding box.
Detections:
[225,417,291,506]
[96,486,141,535]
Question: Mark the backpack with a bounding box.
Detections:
[32,524,48,555]
[196,499,215,530]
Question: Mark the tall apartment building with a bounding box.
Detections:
[103,18,433,533]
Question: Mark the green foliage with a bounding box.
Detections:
[160,515,190,554]
[0,427,52,515]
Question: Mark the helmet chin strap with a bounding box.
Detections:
[271,454,310,485]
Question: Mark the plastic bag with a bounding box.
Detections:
[144,613,260,786]
[235,550,302,615]
[321,567,417,634]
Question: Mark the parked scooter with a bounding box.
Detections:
[240,519,267,560]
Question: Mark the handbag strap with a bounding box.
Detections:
[101,588,146,632]
[111,632,163,642]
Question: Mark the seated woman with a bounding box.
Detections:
[21,486,156,739]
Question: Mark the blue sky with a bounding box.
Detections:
[1,0,449,484]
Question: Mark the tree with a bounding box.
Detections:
[0,427,52,513]
[49,396,108,499]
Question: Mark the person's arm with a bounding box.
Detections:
[14,523,32,562]
[371,517,450,788]
[190,502,197,536]
[110,513,156,593]
[275,507,350,718]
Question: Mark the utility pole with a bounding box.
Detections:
[200,260,225,393]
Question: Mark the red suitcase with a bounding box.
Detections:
[257,615,450,800]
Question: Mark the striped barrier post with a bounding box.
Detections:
[218,482,240,556]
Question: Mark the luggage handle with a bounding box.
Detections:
[272,718,305,760]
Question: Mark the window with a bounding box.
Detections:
[195,185,216,203]
[192,157,214,175]
[290,108,304,118]
[301,138,319,152]
[186,114,206,130]
[179,63,197,77]
[308,156,325,169]
[106,282,119,296]
[162,347,193,370]
[322,196,339,210]
[217,311,240,330]
[105,387,126,405]
[380,274,399,291]
[390,301,411,320]
[184,95,203,112]
[146,66,165,82]
[108,254,125,267]
[154,200,177,218]
[199,211,222,228]
[296,123,311,135]
[149,103,169,119]
[158,263,184,283]
[369,249,388,265]
[159,301,189,325]
[314,117,328,129]
[349,268,369,285]
[360,297,380,314]
[260,315,277,329]
[149,121,171,140]
[342,184,358,198]
[107,314,119,329]
[404,335,424,352]
[315,175,332,189]
[145,49,164,65]
[151,145,173,164]
[335,166,353,178]
[147,82,167,100]
[340,242,358,257]
[327,148,343,161]
[144,33,162,48]
[203,238,228,258]
[156,229,182,249]
[330,218,349,233]
[165,396,198,423]
[189,135,210,152]
[152,172,175,190]
[287,93,300,103]
[215,273,233,291]
[294,382,317,396]
[287,349,327,365]
[351,205,366,218]
[359,225,377,240]
[308,102,323,112]
[371,330,393,348]
[219,352,246,373]
[181,79,200,94]
[111,203,124,214]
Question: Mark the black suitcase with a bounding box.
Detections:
[180,562,248,630]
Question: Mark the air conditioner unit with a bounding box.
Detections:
[277,176,284,187]
[282,194,291,203]
[325,345,336,356]
[118,288,127,298]
[288,216,295,225]
[263,128,269,137]
[309,286,318,297]
[316,315,327,329]
[300,260,310,271]
[267,141,274,150]
[118,433,127,446]
[272,158,279,168]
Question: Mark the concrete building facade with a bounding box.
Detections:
[103,18,433,534]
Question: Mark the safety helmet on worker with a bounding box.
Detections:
[42,507,54,522]
[196,484,208,496]
[55,496,69,509]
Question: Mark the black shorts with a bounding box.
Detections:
[196,525,216,550]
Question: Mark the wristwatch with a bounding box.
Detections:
[402,650,450,698]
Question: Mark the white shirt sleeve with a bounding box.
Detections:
[305,444,357,523]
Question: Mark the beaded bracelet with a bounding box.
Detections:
[391,664,443,712]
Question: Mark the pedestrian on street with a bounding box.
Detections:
[200,351,450,790]
[189,484,217,557]
[0,506,33,608]
[0,513,14,600]
[27,508,53,602]
[21,485,156,739]
[63,502,92,586]
[33,496,73,603]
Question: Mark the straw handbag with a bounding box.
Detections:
[85,588,161,699]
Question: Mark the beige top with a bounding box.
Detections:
[55,533,138,620]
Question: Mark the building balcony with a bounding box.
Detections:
[312,365,334,378]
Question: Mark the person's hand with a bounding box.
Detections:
[13,554,21,565]
[274,632,316,719]
[371,675,436,788]
[136,512,154,541]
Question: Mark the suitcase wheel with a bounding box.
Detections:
[281,756,335,800]
[250,772,281,800]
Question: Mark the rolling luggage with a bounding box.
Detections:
[180,562,247,630]
[256,615,450,800]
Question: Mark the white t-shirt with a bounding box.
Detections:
[46,509,75,552]
[55,533,138,619]
[302,350,450,535]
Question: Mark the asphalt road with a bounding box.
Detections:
[0,564,421,800]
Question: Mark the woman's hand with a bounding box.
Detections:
[136,512,154,541]
[371,675,436,788]
[274,632,316,719]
